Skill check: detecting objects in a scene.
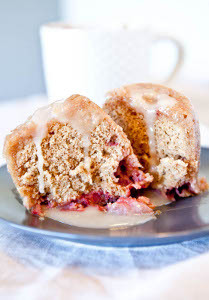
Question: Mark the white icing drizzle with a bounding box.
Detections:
[45,206,155,228]
[32,104,57,194]
[127,88,176,172]
[45,190,171,229]
[67,108,102,179]
[31,98,102,194]
[34,138,45,193]
[143,189,171,207]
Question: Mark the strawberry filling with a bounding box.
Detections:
[31,156,153,216]
[114,157,152,190]
[107,197,154,215]
[165,177,208,201]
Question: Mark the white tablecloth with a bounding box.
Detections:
[1,222,209,300]
[0,94,209,300]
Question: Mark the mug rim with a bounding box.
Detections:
[41,22,148,32]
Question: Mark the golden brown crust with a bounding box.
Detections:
[3,94,130,188]
[106,83,200,163]
[4,94,151,213]
[104,83,204,194]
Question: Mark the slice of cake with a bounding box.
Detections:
[4,95,153,216]
[103,83,208,199]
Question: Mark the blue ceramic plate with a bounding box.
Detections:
[0,148,209,247]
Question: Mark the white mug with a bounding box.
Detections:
[40,23,184,106]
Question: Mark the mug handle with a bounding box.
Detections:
[151,35,184,84]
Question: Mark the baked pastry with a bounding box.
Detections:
[103,83,208,199]
[4,95,153,216]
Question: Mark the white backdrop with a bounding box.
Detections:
[60,0,209,84]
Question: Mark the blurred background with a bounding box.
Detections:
[1,0,209,101]
[0,0,59,101]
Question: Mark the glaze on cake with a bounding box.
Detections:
[4,95,153,216]
[103,83,208,199]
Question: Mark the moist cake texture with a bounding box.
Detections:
[4,95,153,216]
[103,83,208,199]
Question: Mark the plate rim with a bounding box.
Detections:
[1,212,209,247]
[1,148,209,248]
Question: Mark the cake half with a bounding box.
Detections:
[4,95,153,216]
[103,83,208,199]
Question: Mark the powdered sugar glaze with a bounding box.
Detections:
[45,190,170,229]
[46,206,155,228]
[31,97,103,194]
[123,85,176,173]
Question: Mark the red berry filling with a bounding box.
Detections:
[30,156,153,216]
[107,197,154,215]
[114,156,152,191]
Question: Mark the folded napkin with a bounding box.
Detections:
[0,222,209,300]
